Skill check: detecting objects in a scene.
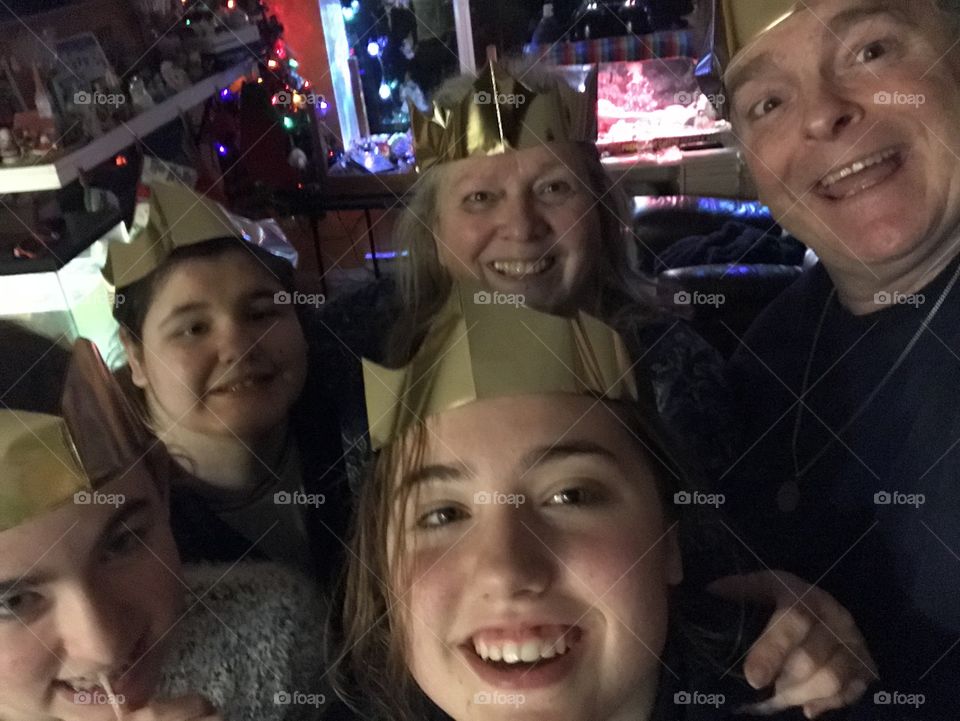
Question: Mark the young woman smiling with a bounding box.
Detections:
[106,182,349,584]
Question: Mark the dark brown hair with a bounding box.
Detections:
[333,396,744,720]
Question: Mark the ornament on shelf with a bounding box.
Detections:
[32,65,55,120]
[0,128,19,165]
[128,76,157,112]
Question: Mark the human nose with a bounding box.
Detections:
[471,504,554,601]
[802,82,864,141]
[216,317,261,366]
[56,583,133,671]
[496,192,549,244]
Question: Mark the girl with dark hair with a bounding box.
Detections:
[334,284,876,721]
[104,182,349,585]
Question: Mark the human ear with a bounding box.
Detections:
[119,328,149,389]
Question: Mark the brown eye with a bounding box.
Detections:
[857,41,886,63]
[750,97,782,120]
[417,505,467,529]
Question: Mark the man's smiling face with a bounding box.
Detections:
[728,0,960,277]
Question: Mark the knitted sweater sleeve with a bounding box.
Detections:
[157,562,332,721]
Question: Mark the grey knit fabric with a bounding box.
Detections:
[157,562,331,721]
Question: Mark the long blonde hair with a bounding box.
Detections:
[387,61,660,364]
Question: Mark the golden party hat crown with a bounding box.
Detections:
[410,60,597,172]
[102,181,243,289]
[0,338,151,531]
[362,283,638,450]
[697,0,796,115]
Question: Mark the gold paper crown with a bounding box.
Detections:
[410,61,597,172]
[0,339,152,532]
[103,182,241,289]
[698,0,796,114]
[721,0,796,62]
[362,283,638,450]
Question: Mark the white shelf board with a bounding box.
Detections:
[0,62,252,193]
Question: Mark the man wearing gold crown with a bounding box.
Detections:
[704,1,960,716]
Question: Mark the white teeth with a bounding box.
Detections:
[65,680,104,692]
[472,633,574,665]
[218,376,266,393]
[490,258,552,278]
[519,641,541,662]
[820,148,898,188]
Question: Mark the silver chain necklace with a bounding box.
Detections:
[781,261,960,509]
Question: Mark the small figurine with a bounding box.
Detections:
[128,76,156,113]
[0,128,19,165]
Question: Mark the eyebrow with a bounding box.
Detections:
[0,497,154,596]
[159,301,209,330]
[402,440,619,489]
[519,440,619,472]
[724,4,902,100]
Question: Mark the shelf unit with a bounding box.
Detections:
[0,62,253,193]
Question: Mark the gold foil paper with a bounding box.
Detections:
[410,61,597,172]
[0,339,151,531]
[362,283,638,450]
[103,182,239,288]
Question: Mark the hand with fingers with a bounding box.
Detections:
[709,570,878,719]
[122,694,224,721]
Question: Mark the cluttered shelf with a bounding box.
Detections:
[0,61,253,193]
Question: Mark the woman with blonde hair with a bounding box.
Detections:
[313,59,728,488]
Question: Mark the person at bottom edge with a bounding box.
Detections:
[330,283,877,721]
[0,325,330,721]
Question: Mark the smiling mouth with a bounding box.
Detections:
[208,372,276,395]
[816,147,904,200]
[489,257,555,279]
[469,625,582,668]
[56,679,108,696]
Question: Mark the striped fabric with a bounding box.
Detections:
[523,30,696,65]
